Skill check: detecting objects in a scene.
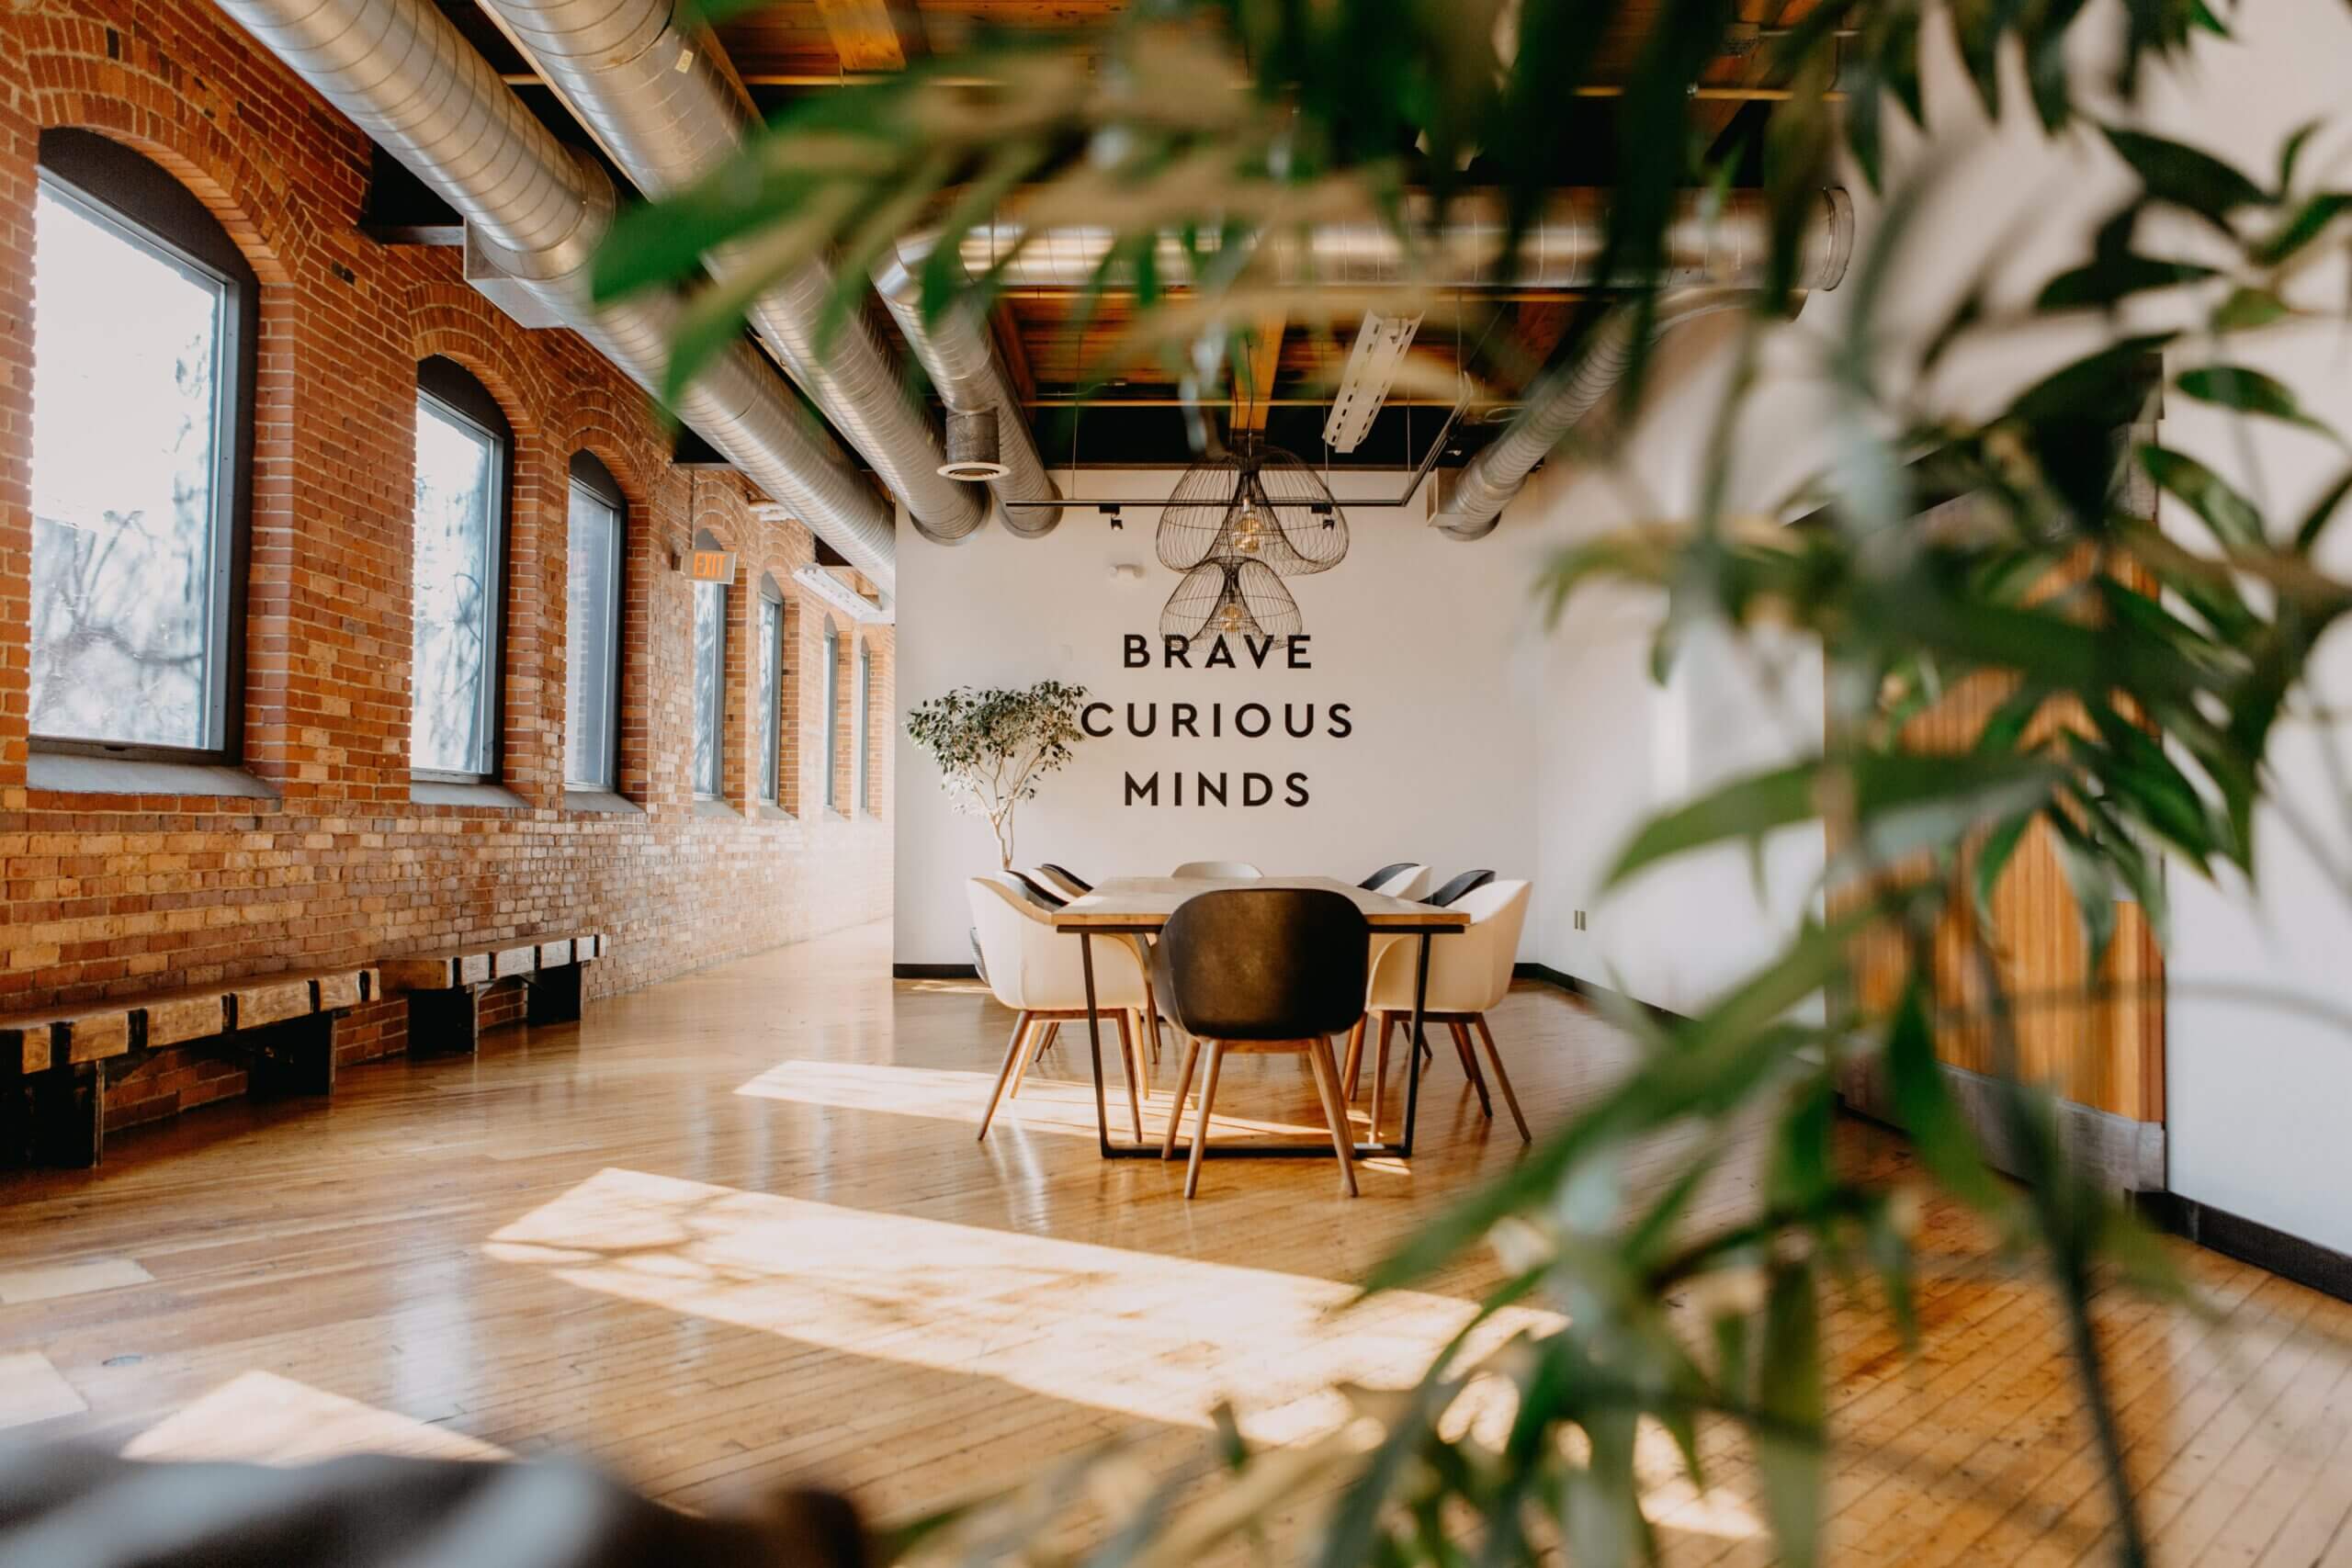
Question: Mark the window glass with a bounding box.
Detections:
[29,181,229,750]
[854,642,872,815]
[412,397,502,775]
[822,624,840,811]
[565,479,622,789]
[757,595,784,803]
[692,577,725,796]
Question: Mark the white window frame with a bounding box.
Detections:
[854,639,872,816]
[821,622,841,814]
[563,463,625,792]
[29,134,253,762]
[411,375,508,784]
[757,587,786,804]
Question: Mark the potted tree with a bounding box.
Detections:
[905,680,1090,871]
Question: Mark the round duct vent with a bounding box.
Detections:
[938,408,1010,480]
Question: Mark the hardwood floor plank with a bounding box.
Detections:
[5,919,2352,1563]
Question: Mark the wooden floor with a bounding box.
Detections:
[5,920,2352,1563]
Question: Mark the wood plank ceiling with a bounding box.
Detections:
[447,0,1811,468]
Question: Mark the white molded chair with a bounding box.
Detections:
[1172,861,1262,879]
[968,877,1150,1142]
[1027,863,1165,1062]
[1342,879,1532,1144]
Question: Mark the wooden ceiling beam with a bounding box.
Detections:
[1231,310,1286,434]
[810,0,928,72]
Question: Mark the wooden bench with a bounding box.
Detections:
[0,964,379,1168]
[379,933,605,1056]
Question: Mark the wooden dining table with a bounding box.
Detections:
[1049,875,1469,1161]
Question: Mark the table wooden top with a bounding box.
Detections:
[1049,875,1470,932]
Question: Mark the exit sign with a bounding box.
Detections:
[683,547,737,582]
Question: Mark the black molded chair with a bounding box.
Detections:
[1357,861,1418,891]
[1153,888,1369,1197]
[1038,863,1092,895]
[1427,869,1496,908]
[1006,869,1068,908]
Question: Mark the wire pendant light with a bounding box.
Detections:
[1159,558,1304,643]
[1158,437,1346,641]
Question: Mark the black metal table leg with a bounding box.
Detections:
[1400,931,1433,1157]
[1080,931,1112,1158]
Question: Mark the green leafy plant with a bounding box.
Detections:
[906,681,1091,869]
[603,1,2352,1562]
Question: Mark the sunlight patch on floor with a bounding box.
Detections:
[123,1371,506,1465]
[736,1057,1394,1152]
[484,1167,1555,1444]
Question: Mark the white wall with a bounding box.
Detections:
[2122,0,2352,1251]
[892,468,1554,965]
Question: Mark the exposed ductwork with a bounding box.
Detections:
[1431,289,1751,541]
[213,0,899,593]
[473,0,989,547]
[873,241,1063,536]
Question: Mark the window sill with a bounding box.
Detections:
[563,787,641,816]
[754,802,797,823]
[411,778,530,811]
[693,796,741,821]
[28,751,278,801]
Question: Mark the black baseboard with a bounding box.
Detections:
[893,963,979,980]
[2135,1192,2352,1304]
[1513,963,1689,1026]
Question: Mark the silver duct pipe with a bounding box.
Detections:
[1431,289,1749,541]
[477,0,989,546]
[873,242,1063,536]
[942,188,1853,293]
[214,0,899,592]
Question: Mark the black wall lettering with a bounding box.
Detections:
[1125,773,1159,806]
[1171,702,1200,738]
[1236,702,1271,738]
[1246,635,1274,668]
[1286,635,1313,669]
[1198,772,1228,807]
[1204,637,1235,669]
[1327,703,1352,739]
[1124,634,1150,668]
[1284,772,1310,807]
[1163,634,1192,668]
[1080,702,1112,738]
[1126,702,1157,738]
[1283,703,1316,738]
[1244,772,1273,807]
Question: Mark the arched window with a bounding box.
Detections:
[755,574,786,805]
[412,356,510,780]
[820,617,842,813]
[854,638,873,815]
[28,130,256,760]
[690,527,728,799]
[564,452,626,792]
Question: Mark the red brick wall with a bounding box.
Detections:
[0,0,895,1126]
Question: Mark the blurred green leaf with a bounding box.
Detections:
[2140,445,2265,548]
[1885,982,2007,1212]
[2100,126,2267,231]
[2176,364,2337,437]
[2250,192,2351,265]
[1755,1260,1826,1567]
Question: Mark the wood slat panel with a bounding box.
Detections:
[1833,542,2165,1122]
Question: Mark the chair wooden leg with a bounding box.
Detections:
[1451,1021,1493,1117]
[1304,1037,1359,1198]
[1370,1012,1396,1145]
[978,1011,1033,1141]
[1008,1014,1052,1100]
[1114,1010,1144,1143]
[1162,1032,1202,1159]
[1037,1021,1060,1053]
[1340,1016,1366,1100]
[1184,1041,1225,1199]
[1127,1010,1153,1096]
[1129,938,1162,1063]
[1472,1014,1532,1144]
